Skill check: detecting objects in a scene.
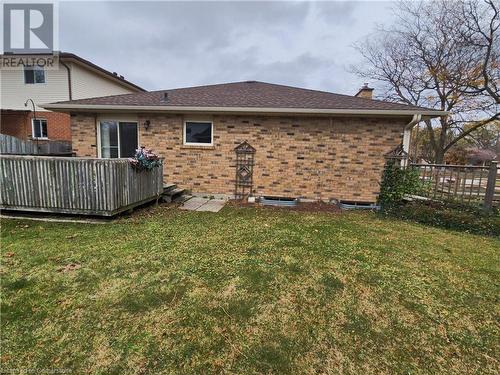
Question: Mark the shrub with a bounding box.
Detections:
[378,162,426,207]
[128,148,162,171]
[383,201,500,236]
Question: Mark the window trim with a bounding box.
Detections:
[183,120,214,146]
[97,119,139,159]
[24,67,46,84]
[31,118,48,139]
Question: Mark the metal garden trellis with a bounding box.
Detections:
[234,141,256,200]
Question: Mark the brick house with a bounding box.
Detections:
[41,81,445,203]
[1,52,144,142]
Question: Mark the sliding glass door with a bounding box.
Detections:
[100,121,119,158]
[119,122,138,158]
[99,121,138,158]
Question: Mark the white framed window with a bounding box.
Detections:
[98,120,138,158]
[183,121,213,146]
[24,67,45,84]
[32,119,48,139]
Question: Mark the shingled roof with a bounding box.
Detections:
[42,81,444,115]
[10,51,145,92]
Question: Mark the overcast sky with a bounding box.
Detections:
[59,1,395,95]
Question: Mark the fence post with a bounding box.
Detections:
[484,161,497,210]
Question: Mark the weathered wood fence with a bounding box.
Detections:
[0,134,72,156]
[410,161,499,209]
[0,155,164,216]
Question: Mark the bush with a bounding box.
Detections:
[128,148,162,171]
[382,201,500,236]
[378,163,426,207]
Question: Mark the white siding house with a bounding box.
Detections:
[1,64,70,112]
[69,62,136,100]
[1,53,144,112]
[0,52,144,141]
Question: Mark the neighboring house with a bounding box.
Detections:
[41,81,445,203]
[467,148,497,166]
[0,52,144,142]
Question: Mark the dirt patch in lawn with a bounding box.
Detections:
[228,200,342,213]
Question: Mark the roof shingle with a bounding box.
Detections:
[46,81,439,112]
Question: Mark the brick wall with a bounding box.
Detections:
[69,113,97,157]
[41,112,71,141]
[1,110,71,141]
[0,111,30,139]
[71,113,407,202]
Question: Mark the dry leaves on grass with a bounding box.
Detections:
[58,263,81,272]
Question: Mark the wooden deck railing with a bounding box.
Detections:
[410,162,499,209]
[0,155,163,216]
[0,134,72,156]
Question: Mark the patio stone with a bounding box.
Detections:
[195,199,226,212]
[179,197,226,212]
[179,197,209,211]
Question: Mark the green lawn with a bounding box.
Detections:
[1,206,499,374]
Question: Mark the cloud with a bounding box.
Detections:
[59,1,396,95]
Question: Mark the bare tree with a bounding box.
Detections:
[352,0,499,163]
[460,0,499,104]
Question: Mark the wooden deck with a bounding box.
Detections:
[0,155,163,216]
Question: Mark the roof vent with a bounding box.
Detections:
[160,92,168,102]
[119,75,124,79]
[112,72,118,76]
[245,80,257,84]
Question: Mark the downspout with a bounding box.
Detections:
[402,114,422,166]
[24,99,37,152]
[60,60,72,100]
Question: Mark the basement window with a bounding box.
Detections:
[32,118,48,139]
[184,121,213,146]
[24,67,45,84]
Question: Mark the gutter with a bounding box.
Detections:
[39,103,448,117]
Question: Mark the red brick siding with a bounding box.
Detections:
[1,111,30,139]
[1,110,71,141]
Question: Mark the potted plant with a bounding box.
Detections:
[128,147,162,171]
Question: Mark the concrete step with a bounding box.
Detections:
[161,187,186,203]
[163,183,177,193]
[168,187,185,197]
[174,194,192,203]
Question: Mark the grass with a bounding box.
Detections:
[383,201,500,236]
[1,205,499,374]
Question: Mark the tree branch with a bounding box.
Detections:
[444,113,500,151]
